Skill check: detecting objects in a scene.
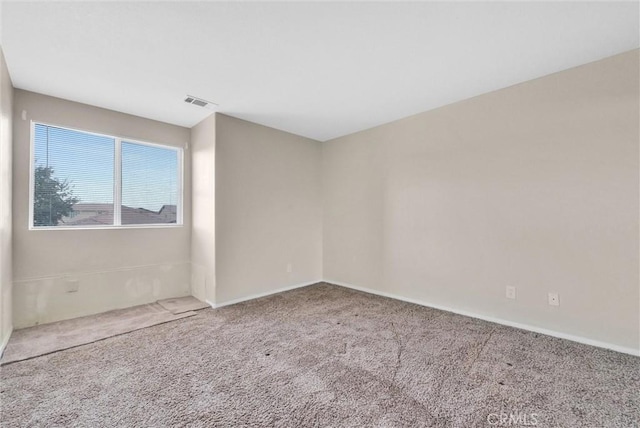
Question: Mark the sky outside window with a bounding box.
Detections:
[34,124,114,206]
[121,141,178,213]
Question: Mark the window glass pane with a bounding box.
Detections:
[33,124,115,227]
[121,142,178,225]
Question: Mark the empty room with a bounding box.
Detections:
[0,1,638,427]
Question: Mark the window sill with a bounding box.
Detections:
[29,224,184,231]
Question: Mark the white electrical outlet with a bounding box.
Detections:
[548,292,559,306]
[506,286,516,300]
[286,263,292,273]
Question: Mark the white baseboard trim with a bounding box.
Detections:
[208,280,323,309]
[325,279,640,357]
[0,326,13,359]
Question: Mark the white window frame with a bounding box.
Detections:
[29,121,184,230]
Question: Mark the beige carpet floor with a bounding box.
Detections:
[1,303,197,365]
[0,283,638,427]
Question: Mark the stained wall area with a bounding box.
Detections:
[12,90,192,328]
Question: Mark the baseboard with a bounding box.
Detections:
[325,279,640,357]
[0,326,13,358]
[208,280,323,309]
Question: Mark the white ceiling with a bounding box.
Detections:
[2,2,639,141]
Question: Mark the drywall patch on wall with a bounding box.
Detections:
[190,262,214,304]
[13,262,190,328]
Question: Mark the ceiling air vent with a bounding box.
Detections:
[184,95,218,110]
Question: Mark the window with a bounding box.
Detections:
[31,122,182,229]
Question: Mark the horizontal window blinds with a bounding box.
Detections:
[32,123,181,228]
[121,142,178,225]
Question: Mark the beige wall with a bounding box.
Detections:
[323,50,640,352]
[0,47,13,351]
[190,114,216,304]
[12,90,192,328]
[215,114,322,304]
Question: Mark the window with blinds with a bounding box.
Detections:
[31,123,182,228]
